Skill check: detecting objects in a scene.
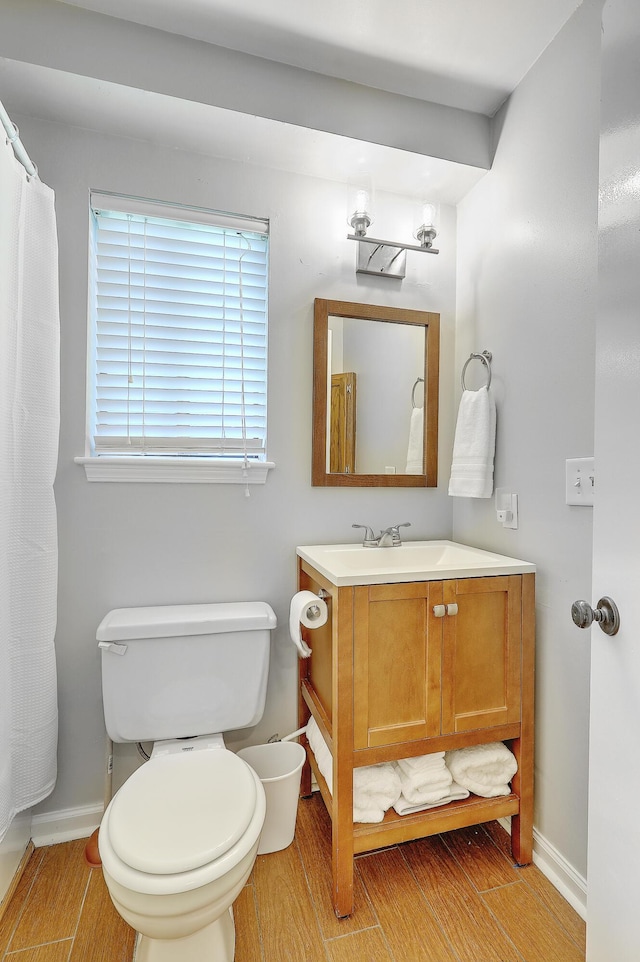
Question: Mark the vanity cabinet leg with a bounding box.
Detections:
[510,734,534,865]
[332,822,354,918]
[512,572,535,866]
[332,746,355,917]
[511,808,533,866]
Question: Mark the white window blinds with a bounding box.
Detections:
[89,195,268,458]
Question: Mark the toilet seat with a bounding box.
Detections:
[99,750,266,895]
[108,750,256,874]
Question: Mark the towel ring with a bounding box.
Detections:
[411,377,424,409]
[461,351,492,391]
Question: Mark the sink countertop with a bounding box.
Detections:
[296,540,536,586]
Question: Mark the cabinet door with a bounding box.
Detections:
[353,582,442,749]
[441,576,522,734]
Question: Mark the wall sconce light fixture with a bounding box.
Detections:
[347,192,440,280]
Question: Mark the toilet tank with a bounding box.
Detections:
[97,602,277,744]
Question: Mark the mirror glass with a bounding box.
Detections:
[312,299,439,487]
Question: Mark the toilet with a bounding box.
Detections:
[95,601,277,962]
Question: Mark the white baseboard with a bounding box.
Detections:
[31,803,103,847]
[499,817,587,920]
[0,813,32,903]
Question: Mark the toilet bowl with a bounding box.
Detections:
[95,602,277,962]
[98,741,266,962]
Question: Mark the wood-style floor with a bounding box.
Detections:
[0,794,585,962]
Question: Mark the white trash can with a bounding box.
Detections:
[238,741,306,854]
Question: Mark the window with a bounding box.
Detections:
[77,193,272,483]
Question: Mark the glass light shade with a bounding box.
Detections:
[420,203,438,229]
[347,176,374,235]
[414,202,439,248]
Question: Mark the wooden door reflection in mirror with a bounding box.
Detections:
[312,299,440,487]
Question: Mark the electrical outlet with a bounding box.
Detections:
[495,488,518,528]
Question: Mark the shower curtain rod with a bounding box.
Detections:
[0,99,37,177]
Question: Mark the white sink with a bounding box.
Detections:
[297,540,535,586]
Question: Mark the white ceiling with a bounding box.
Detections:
[1,2,584,203]
[59,0,583,116]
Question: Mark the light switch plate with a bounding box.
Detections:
[566,457,594,505]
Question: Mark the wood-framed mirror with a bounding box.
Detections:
[312,298,440,487]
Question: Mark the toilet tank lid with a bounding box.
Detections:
[96,601,277,643]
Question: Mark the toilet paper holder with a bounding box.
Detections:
[306,605,322,621]
[307,588,329,620]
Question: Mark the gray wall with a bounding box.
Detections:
[15,116,458,815]
[455,0,602,881]
[2,0,607,910]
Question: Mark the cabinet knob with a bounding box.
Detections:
[433,603,458,618]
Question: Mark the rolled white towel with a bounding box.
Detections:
[393,781,470,816]
[445,742,518,798]
[306,716,334,790]
[305,716,401,822]
[354,763,401,812]
[353,803,386,824]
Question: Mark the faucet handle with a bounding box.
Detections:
[352,524,377,547]
[389,522,411,545]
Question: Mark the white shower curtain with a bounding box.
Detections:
[0,134,59,842]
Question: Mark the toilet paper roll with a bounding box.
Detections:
[289,591,328,659]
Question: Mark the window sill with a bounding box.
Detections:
[74,457,275,484]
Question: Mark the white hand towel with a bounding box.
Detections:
[396,752,446,774]
[393,781,470,816]
[405,407,424,474]
[445,742,517,798]
[448,387,496,498]
[395,753,451,794]
[394,758,453,805]
[306,716,333,790]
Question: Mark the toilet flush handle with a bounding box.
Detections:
[98,640,128,655]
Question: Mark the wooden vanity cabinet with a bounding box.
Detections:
[298,558,535,919]
[355,576,523,749]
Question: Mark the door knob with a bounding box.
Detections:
[571,597,620,636]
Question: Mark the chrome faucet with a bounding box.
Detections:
[352,522,411,547]
[376,528,396,548]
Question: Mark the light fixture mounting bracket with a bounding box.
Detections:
[347,233,439,280]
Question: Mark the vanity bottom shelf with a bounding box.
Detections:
[307,746,520,853]
[305,745,526,917]
[352,790,520,851]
